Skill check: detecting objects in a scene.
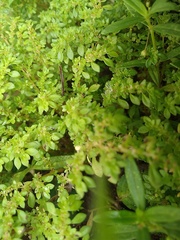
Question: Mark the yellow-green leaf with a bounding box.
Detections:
[67,46,74,60]
[91,62,100,72]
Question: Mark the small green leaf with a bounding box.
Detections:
[164,108,170,119]
[89,84,100,92]
[28,192,36,208]
[142,94,150,108]
[92,158,103,177]
[45,202,56,215]
[124,0,148,17]
[6,82,15,89]
[83,176,96,188]
[21,153,30,167]
[67,46,74,60]
[148,166,163,189]
[154,23,180,37]
[149,0,177,15]
[103,58,114,67]
[17,210,27,223]
[107,50,119,57]
[78,44,84,56]
[82,71,90,79]
[71,213,86,224]
[138,126,149,134]
[125,158,145,210]
[14,157,21,170]
[42,175,54,182]
[26,148,39,157]
[5,161,13,171]
[91,62,100,72]
[57,51,63,62]
[130,94,140,105]
[102,16,143,34]
[49,94,61,102]
[79,226,91,237]
[118,99,129,109]
[26,141,41,149]
[9,70,20,78]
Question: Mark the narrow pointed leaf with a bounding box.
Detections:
[125,158,145,210]
[121,59,146,68]
[102,16,143,34]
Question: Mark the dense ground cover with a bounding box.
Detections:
[0,0,180,239]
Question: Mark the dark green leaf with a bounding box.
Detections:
[148,65,160,86]
[166,47,180,61]
[123,0,148,17]
[102,16,143,34]
[108,224,138,239]
[145,206,180,223]
[94,210,137,224]
[125,158,145,210]
[138,126,149,134]
[117,175,136,210]
[121,59,146,68]
[149,0,177,15]
[159,221,180,239]
[148,166,163,189]
[142,94,150,108]
[154,24,180,37]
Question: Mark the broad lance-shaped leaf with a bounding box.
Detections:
[123,0,148,17]
[125,158,145,210]
[102,16,143,34]
[154,23,180,37]
[158,221,180,239]
[145,206,180,223]
[149,0,177,15]
[94,210,137,224]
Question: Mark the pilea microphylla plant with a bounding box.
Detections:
[0,0,180,239]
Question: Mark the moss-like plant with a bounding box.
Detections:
[0,0,180,239]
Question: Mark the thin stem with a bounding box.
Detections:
[146,17,156,52]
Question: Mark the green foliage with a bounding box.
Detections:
[0,0,180,239]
